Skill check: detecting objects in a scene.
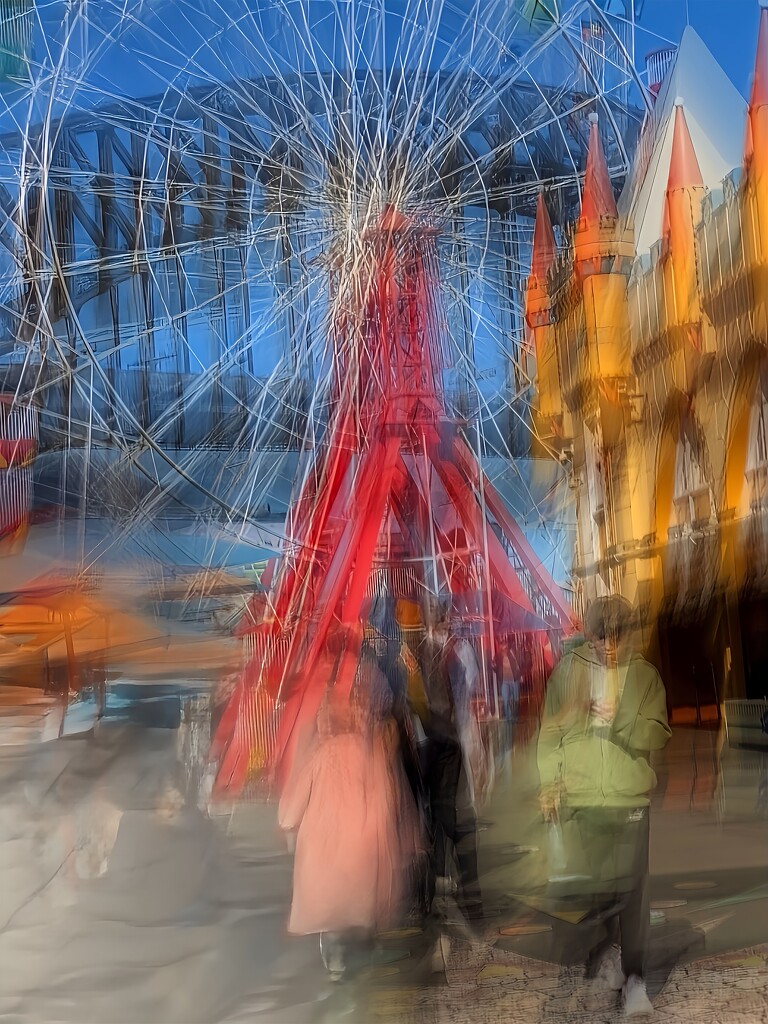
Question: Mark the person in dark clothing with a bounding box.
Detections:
[417,606,484,947]
[500,642,521,724]
[367,598,423,816]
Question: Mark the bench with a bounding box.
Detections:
[723,699,768,750]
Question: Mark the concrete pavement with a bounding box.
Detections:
[223,721,768,1023]
[0,690,766,1022]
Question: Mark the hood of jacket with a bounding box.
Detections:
[537,642,672,809]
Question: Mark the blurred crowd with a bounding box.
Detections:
[270,594,672,1017]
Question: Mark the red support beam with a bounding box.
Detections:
[431,451,536,615]
[451,434,577,630]
[214,210,573,799]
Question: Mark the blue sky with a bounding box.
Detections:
[16,2,763,110]
[639,0,760,97]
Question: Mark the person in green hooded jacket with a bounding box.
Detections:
[537,595,672,1017]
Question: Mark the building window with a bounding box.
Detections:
[745,370,768,511]
[671,428,713,535]
[584,423,608,567]
[743,369,768,581]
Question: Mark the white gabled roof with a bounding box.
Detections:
[620,27,747,255]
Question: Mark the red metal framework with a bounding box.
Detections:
[212,208,576,796]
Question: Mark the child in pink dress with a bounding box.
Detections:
[279,653,420,979]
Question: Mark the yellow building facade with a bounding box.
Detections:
[530,8,768,710]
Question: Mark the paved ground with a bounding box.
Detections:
[215,722,768,1023]
[0,690,766,1023]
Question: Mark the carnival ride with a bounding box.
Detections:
[212,205,577,793]
[0,1,647,530]
[0,0,654,779]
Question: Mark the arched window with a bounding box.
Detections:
[745,367,768,511]
[742,366,768,582]
[671,420,713,534]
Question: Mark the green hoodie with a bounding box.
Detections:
[537,642,672,809]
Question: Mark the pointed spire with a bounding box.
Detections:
[663,100,705,241]
[662,99,705,326]
[526,192,556,329]
[531,192,556,279]
[747,0,768,165]
[667,100,704,192]
[580,112,618,223]
[750,0,768,113]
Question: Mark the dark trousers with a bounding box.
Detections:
[573,807,650,980]
[421,733,482,924]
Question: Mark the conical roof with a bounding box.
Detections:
[667,101,704,193]
[580,113,618,222]
[530,192,556,279]
[750,4,768,113]
[619,27,746,254]
[746,2,768,163]
[662,100,706,288]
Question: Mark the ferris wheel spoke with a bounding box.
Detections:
[0,0,648,590]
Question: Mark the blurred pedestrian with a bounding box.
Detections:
[417,602,484,968]
[537,595,671,1017]
[278,640,420,981]
[500,642,521,725]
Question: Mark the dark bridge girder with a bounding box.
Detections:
[0,68,642,286]
[0,63,642,460]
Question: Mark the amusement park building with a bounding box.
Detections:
[530,13,768,706]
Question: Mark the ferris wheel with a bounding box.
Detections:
[0,0,649,584]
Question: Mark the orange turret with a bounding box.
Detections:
[573,113,634,388]
[527,193,561,423]
[581,113,618,225]
[666,102,704,195]
[744,0,768,303]
[574,113,626,274]
[663,100,706,333]
[526,192,556,329]
[746,0,768,175]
